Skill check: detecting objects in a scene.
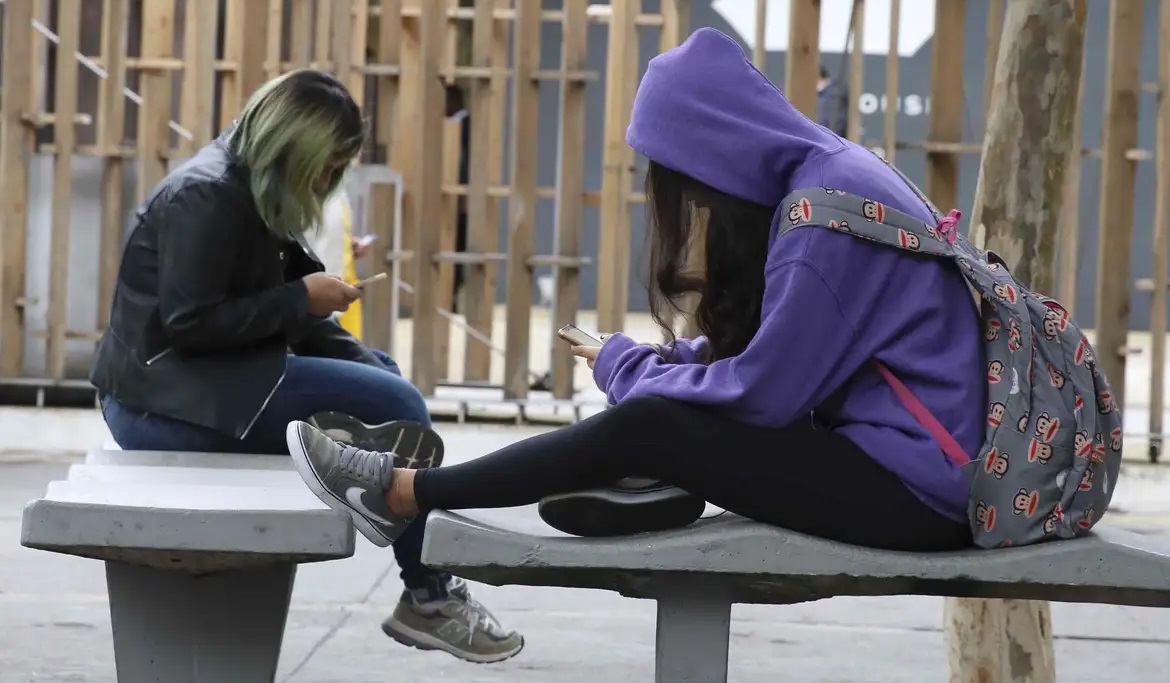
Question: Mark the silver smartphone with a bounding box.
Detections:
[557,324,603,347]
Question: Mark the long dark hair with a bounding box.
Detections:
[645,161,776,363]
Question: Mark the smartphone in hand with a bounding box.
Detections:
[355,272,388,289]
[557,324,603,347]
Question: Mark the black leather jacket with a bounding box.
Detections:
[91,131,382,438]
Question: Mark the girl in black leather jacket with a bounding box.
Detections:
[90,69,522,663]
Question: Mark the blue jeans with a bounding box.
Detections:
[101,349,442,591]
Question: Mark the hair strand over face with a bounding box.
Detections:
[645,161,776,363]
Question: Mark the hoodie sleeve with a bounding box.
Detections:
[660,336,709,364]
[591,259,866,427]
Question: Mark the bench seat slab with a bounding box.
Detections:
[22,482,354,572]
[106,562,294,683]
[421,511,1170,607]
[85,449,293,470]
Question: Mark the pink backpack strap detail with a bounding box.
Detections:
[874,361,971,466]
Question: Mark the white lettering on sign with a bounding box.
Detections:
[857,93,931,116]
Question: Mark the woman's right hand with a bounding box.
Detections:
[302,273,362,316]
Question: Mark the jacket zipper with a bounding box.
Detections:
[241,369,286,439]
[145,347,174,366]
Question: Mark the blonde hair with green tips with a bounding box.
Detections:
[229,69,366,239]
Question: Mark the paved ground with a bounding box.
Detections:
[5,417,1170,682]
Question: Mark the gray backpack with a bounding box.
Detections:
[777,168,1123,549]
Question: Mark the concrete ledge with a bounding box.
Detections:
[22,481,354,572]
[422,511,1170,607]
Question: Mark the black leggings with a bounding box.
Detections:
[413,397,972,552]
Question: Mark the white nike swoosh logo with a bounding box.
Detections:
[345,486,396,526]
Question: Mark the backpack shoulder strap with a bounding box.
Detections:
[777,187,958,258]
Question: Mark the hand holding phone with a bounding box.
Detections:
[557,324,604,347]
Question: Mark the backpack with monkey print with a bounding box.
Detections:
[776,161,1123,549]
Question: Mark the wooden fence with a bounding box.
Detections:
[0,1,1167,445]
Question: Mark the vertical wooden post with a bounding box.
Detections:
[330,0,354,81]
[314,0,332,70]
[220,0,270,127]
[0,0,37,376]
[596,0,637,335]
[1148,0,1170,459]
[98,0,129,333]
[752,0,766,70]
[1057,46,1087,315]
[461,0,501,383]
[502,0,541,399]
[945,4,1086,683]
[137,0,175,205]
[351,0,370,105]
[882,0,900,162]
[391,0,420,314]
[288,0,313,69]
[45,0,82,380]
[408,0,446,394]
[925,0,965,212]
[846,0,865,142]
[264,0,283,80]
[180,0,219,156]
[660,0,690,52]
[982,0,1005,122]
[550,0,589,398]
[434,0,459,381]
[1093,0,1143,408]
[784,0,820,118]
[363,0,402,353]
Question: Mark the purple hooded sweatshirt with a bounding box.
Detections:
[592,28,985,523]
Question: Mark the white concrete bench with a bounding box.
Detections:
[421,511,1170,683]
[21,450,355,683]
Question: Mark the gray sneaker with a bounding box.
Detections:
[382,576,524,663]
[286,421,442,547]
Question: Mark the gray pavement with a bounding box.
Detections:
[5,424,1170,681]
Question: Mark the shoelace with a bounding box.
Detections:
[337,444,388,486]
[454,597,494,645]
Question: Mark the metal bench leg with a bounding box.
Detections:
[105,562,297,683]
[654,591,731,683]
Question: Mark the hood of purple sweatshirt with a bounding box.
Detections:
[627,28,842,206]
[604,28,985,524]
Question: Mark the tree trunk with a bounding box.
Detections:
[947,1,1086,682]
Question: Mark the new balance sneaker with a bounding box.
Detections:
[307,411,444,469]
[286,420,442,547]
[382,576,524,663]
[538,477,706,537]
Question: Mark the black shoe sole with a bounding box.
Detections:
[307,412,445,470]
[537,486,706,537]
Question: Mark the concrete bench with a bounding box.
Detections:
[21,449,355,683]
[421,511,1170,683]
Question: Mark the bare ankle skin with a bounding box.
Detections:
[387,468,420,516]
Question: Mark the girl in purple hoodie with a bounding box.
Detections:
[285,28,983,554]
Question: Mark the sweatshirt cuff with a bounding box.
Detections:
[590,333,639,394]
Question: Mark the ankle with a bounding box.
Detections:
[386,468,419,516]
